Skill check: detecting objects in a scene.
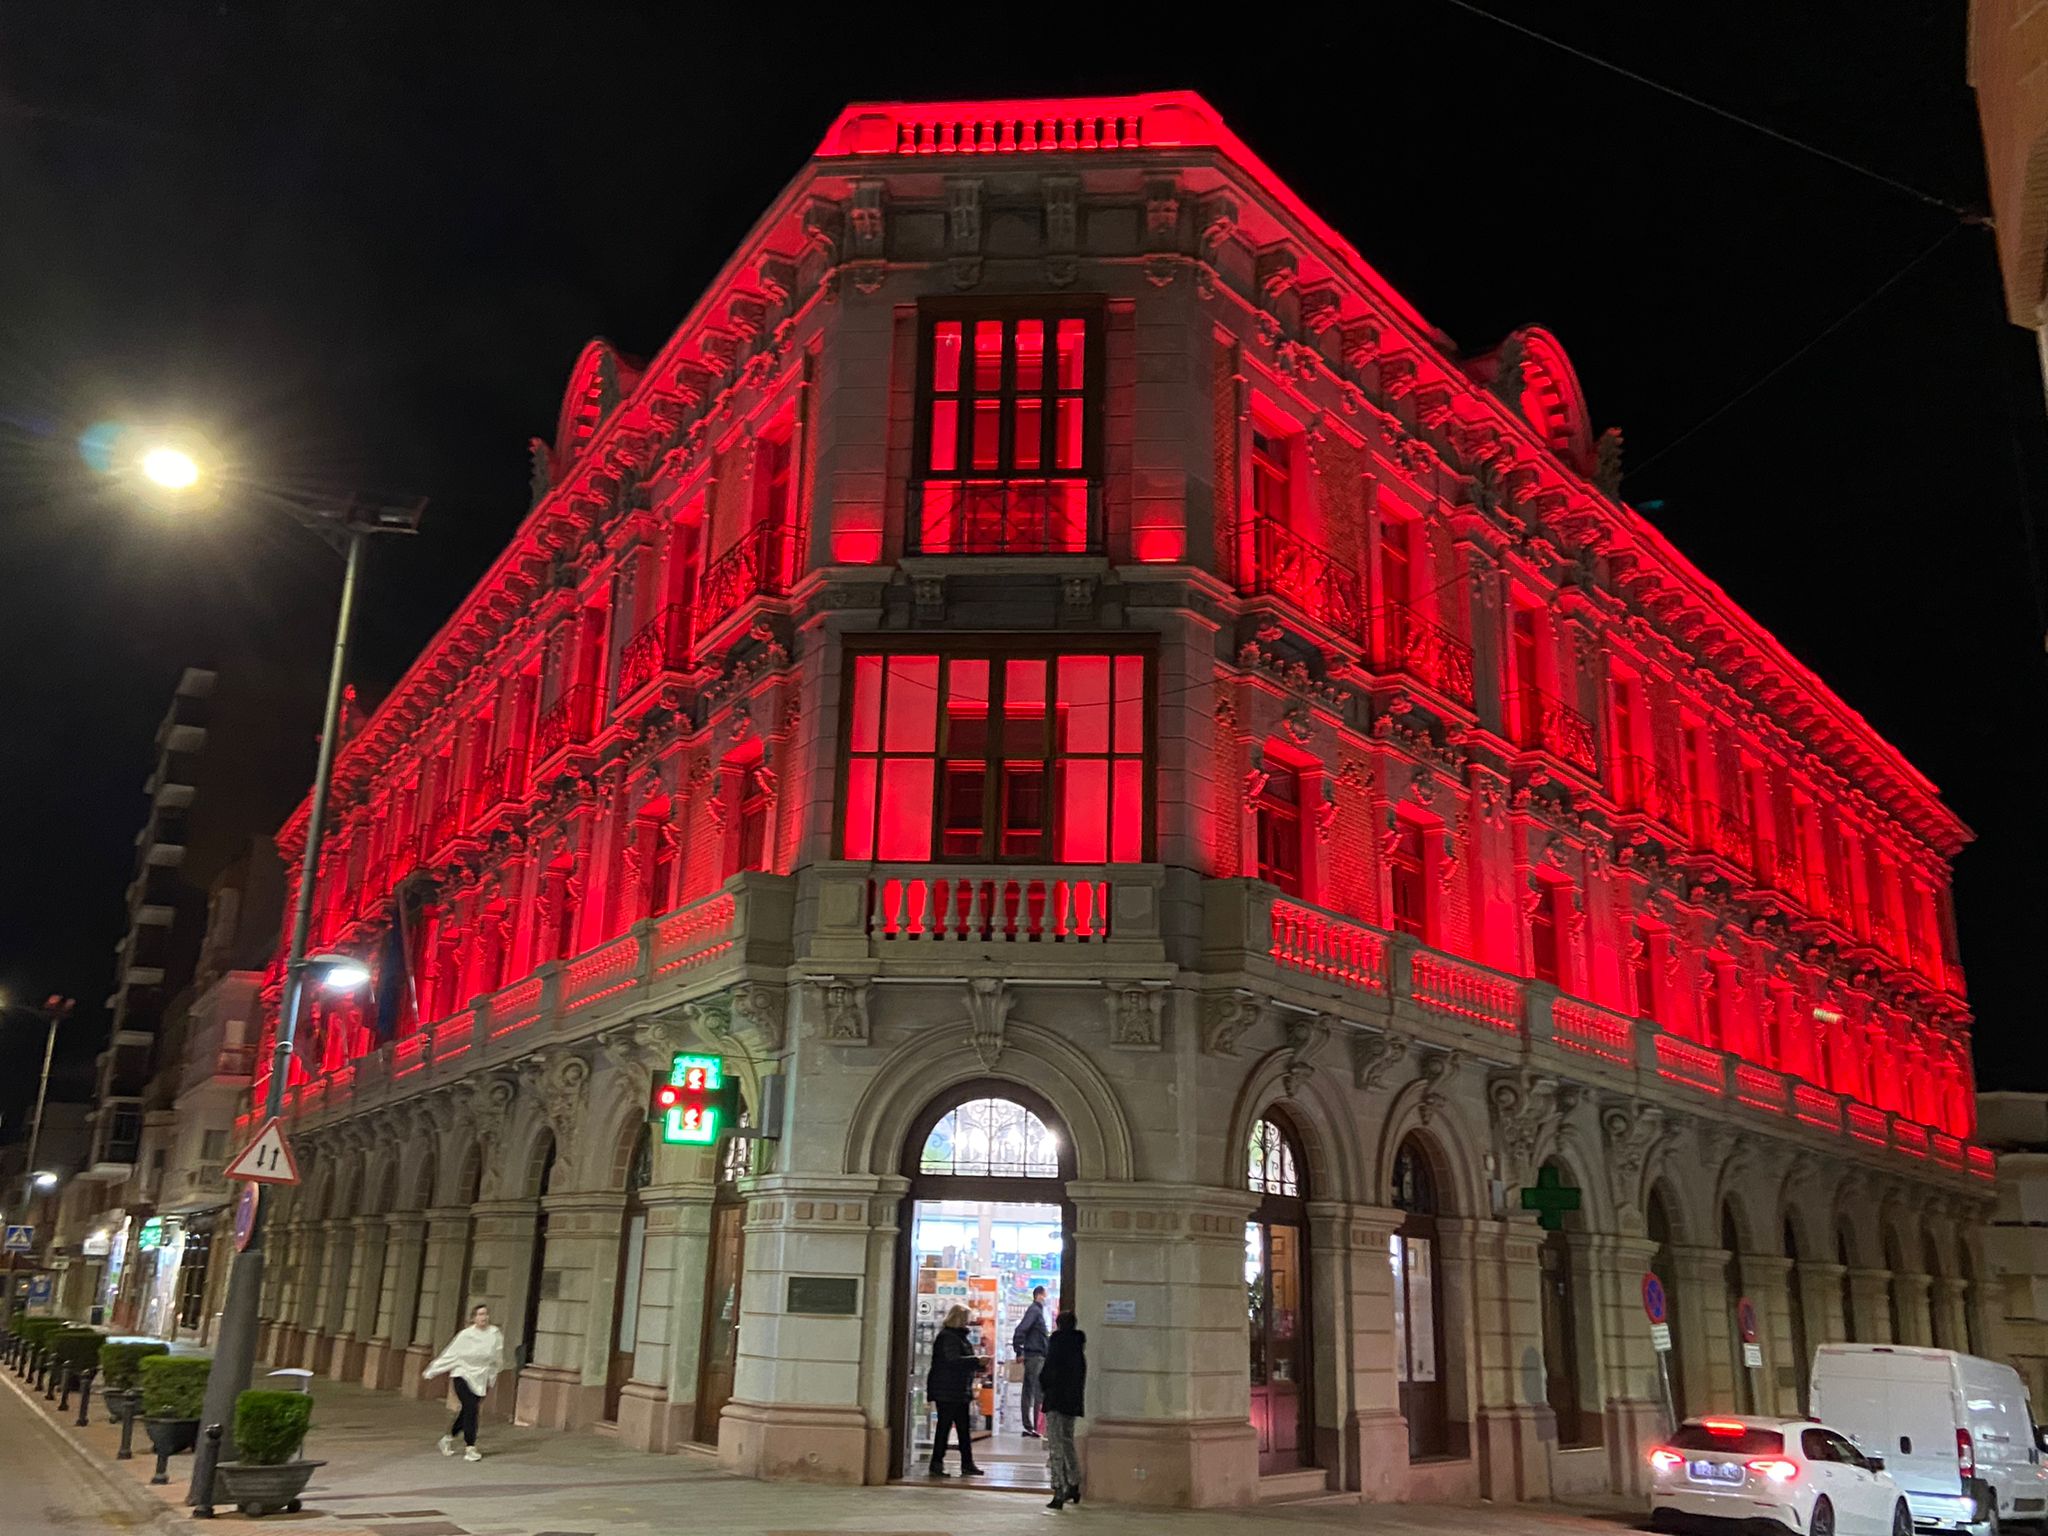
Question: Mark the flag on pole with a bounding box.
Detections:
[371,892,416,1045]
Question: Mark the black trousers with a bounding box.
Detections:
[450,1379,483,1446]
[928,1400,976,1470]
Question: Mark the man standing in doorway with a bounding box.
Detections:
[1012,1284,1050,1438]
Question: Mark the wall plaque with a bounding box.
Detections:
[786,1275,860,1315]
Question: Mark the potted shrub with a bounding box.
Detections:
[213,1390,322,1517]
[138,1353,210,1484]
[100,1340,168,1424]
[15,1316,59,1378]
[49,1327,102,1412]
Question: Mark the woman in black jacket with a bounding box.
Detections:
[924,1305,984,1476]
[1036,1311,1087,1509]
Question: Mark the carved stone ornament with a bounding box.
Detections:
[1351,1027,1408,1090]
[1281,1011,1335,1098]
[1600,1098,1669,1203]
[1202,988,1269,1057]
[521,1051,592,1180]
[1104,981,1167,1051]
[729,981,787,1054]
[966,976,1012,1070]
[1488,1070,1580,1187]
[1415,1047,1463,1125]
[813,975,873,1044]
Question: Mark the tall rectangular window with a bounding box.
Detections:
[1632,923,1659,1021]
[1529,884,1561,985]
[842,646,1147,863]
[1379,515,1412,613]
[1255,763,1304,896]
[1389,822,1429,939]
[914,306,1099,554]
[1250,425,1293,527]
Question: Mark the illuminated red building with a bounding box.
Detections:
[252,93,1987,1507]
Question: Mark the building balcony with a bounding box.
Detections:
[1370,604,1476,710]
[617,604,693,700]
[1612,754,1693,836]
[1505,688,1599,777]
[1200,878,1984,1182]
[909,479,1101,556]
[1683,799,1754,877]
[1237,514,1363,641]
[481,745,528,816]
[534,683,597,765]
[695,522,789,645]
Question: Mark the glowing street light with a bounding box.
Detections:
[140,444,202,491]
[308,954,371,992]
[31,1173,56,1191]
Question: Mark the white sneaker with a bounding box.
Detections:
[438,1435,457,1457]
[464,1447,482,1462]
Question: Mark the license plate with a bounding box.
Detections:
[1686,1459,1744,1485]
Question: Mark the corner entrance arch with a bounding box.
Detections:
[889,1082,1075,1489]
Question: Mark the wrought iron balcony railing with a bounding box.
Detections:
[1613,753,1692,830]
[534,683,597,762]
[485,746,528,809]
[909,479,1101,556]
[1238,514,1364,637]
[1506,688,1599,776]
[618,604,691,698]
[1372,603,1476,708]
[695,522,788,641]
[1691,799,1753,874]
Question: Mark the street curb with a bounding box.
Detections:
[0,1362,186,1532]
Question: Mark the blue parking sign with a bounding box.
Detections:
[25,1276,51,1306]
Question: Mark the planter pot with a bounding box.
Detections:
[102,1386,140,1425]
[213,1459,325,1517]
[142,1416,199,1484]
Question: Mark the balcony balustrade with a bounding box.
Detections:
[911,479,1101,556]
[1372,604,1476,708]
[426,801,461,856]
[485,746,529,810]
[618,604,691,698]
[807,861,1166,965]
[1614,754,1692,831]
[695,522,788,642]
[534,683,596,762]
[1238,515,1363,639]
[1506,688,1599,776]
[1690,800,1754,874]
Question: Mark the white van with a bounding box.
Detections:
[1810,1344,2048,1532]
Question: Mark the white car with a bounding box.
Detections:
[1648,1415,1913,1536]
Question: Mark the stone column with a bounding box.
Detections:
[1798,1260,1849,1347]
[405,1207,473,1400]
[257,1222,293,1361]
[1671,1245,1735,1418]
[364,1214,425,1390]
[329,1214,384,1381]
[1305,1200,1407,1499]
[1460,1214,1554,1503]
[1932,1276,1972,1356]
[1063,1181,1262,1509]
[466,1198,541,1424]
[1847,1268,1894,1344]
[1586,1234,1664,1495]
[1891,1270,1934,1346]
[310,1218,354,1375]
[512,1190,625,1431]
[291,1224,328,1369]
[1742,1254,1799,1415]
[617,1178,718,1454]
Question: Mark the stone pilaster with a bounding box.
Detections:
[1586,1234,1665,1496]
[1670,1245,1734,1418]
[1891,1270,1934,1347]
[363,1214,425,1389]
[1847,1267,1894,1344]
[1305,1200,1408,1499]
[513,1190,626,1432]
[329,1214,383,1381]
[404,1208,473,1399]
[1459,1214,1554,1503]
[466,1198,541,1425]
[1740,1254,1800,1415]
[616,1179,718,1454]
[1932,1275,1972,1357]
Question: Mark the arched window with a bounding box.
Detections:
[1392,1136,1452,1459]
[1246,1114,1311,1473]
[1838,1228,1858,1342]
[1648,1188,1686,1419]
[1538,1160,1595,1447]
[1784,1219,1811,1412]
[920,1097,1061,1179]
[520,1132,556,1366]
[1721,1206,1751,1413]
[605,1126,653,1423]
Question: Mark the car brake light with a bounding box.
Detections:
[1958,1427,1975,1476]
[1702,1418,1747,1436]
[1649,1448,1684,1473]
[1747,1458,1799,1484]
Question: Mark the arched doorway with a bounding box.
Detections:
[1246,1113,1312,1474]
[1392,1135,1452,1459]
[891,1087,1073,1487]
[1784,1219,1811,1413]
[695,1122,752,1445]
[519,1133,556,1370]
[605,1127,652,1423]
[1721,1205,1750,1413]
[1538,1158,1594,1447]
[1647,1188,1686,1422]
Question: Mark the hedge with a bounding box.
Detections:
[50,1328,104,1372]
[139,1353,211,1420]
[233,1390,312,1465]
[100,1340,170,1389]
[16,1317,68,1348]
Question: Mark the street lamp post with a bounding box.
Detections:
[1,995,74,1320]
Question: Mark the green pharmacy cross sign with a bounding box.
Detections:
[1519,1165,1581,1231]
[651,1052,734,1147]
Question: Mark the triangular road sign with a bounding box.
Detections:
[224,1118,300,1186]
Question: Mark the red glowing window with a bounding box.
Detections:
[1632,923,1660,1022]
[1389,822,1429,940]
[732,764,773,874]
[1379,514,1412,612]
[1529,883,1561,985]
[913,305,1100,555]
[1250,426,1293,527]
[1255,762,1304,896]
[841,645,1147,864]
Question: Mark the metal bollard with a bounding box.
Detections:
[74,1365,94,1426]
[190,1422,222,1518]
[56,1368,72,1412]
[116,1394,137,1460]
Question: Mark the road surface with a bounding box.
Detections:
[0,1376,166,1532]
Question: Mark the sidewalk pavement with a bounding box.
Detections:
[2,1361,1645,1534]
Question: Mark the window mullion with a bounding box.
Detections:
[982,654,1001,861]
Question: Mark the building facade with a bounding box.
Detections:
[1976,1092,2048,1398]
[1970,0,2048,406]
[248,94,1987,1507]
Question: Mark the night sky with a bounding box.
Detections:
[2,5,2042,1128]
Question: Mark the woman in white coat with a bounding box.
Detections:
[424,1304,509,1461]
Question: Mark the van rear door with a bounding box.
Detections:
[1812,1345,1962,1502]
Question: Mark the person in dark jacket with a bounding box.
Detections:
[925,1304,984,1476]
[1037,1311,1087,1509]
[1011,1285,1049,1436]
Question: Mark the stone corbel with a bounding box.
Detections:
[730,981,788,1056]
[1487,1069,1579,1188]
[1281,1011,1336,1098]
[1351,1026,1409,1090]
[966,977,1011,1070]
[1202,988,1270,1057]
[1599,1096,1670,1209]
[1415,1046,1463,1125]
[519,1049,591,1183]
[811,975,873,1044]
[1103,981,1168,1051]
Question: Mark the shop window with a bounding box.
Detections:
[912,307,1099,554]
[842,647,1147,863]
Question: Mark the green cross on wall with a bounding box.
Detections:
[1520,1165,1581,1231]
